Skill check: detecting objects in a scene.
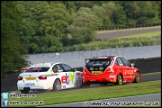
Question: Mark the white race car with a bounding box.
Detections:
[17,62,83,93]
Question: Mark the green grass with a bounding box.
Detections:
[116,31,161,39]
[142,72,161,76]
[62,31,161,52]
[7,80,161,107]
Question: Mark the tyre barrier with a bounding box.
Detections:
[98,23,161,31]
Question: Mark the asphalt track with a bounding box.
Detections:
[95,26,161,40]
[142,73,161,82]
[24,73,161,94]
[41,93,161,107]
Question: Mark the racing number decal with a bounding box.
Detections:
[125,70,133,74]
[61,72,74,84]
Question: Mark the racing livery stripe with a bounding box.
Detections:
[43,74,58,77]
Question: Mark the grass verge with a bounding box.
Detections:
[142,72,161,76]
[62,31,161,52]
[116,31,161,39]
[7,80,161,107]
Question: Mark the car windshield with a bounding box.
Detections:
[25,67,50,72]
[87,59,111,66]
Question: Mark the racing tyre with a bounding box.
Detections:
[115,74,122,85]
[53,79,61,91]
[76,79,83,88]
[133,72,141,83]
[20,89,29,94]
[100,82,108,86]
[82,82,90,88]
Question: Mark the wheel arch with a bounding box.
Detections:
[54,78,61,84]
[53,78,62,90]
[117,72,123,80]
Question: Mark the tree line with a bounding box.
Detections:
[1,1,161,74]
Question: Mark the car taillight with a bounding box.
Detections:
[38,76,47,80]
[99,66,104,70]
[90,67,94,70]
[18,76,23,80]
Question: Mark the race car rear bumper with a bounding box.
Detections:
[83,73,117,83]
[17,81,52,90]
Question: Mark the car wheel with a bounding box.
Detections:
[53,79,61,91]
[76,79,83,88]
[20,89,29,94]
[82,82,90,88]
[134,72,141,83]
[100,82,108,86]
[116,74,122,85]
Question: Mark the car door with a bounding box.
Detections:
[115,57,128,82]
[121,57,135,82]
[61,64,76,89]
[52,64,65,89]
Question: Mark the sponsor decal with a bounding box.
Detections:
[50,69,53,72]
[61,76,67,84]
[43,73,58,77]
[61,72,75,84]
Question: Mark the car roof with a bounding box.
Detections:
[30,62,62,67]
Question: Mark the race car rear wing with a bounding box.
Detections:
[85,58,90,64]
[85,56,113,64]
[19,67,42,72]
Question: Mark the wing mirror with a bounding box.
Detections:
[58,70,63,72]
[131,63,135,67]
[73,68,78,72]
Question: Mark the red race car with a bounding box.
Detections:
[82,56,142,86]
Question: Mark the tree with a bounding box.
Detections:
[92,5,111,27]
[17,1,69,53]
[114,4,126,26]
[102,2,116,27]
[1,1,29,75]
[137,1,161,24]
[120,1,139,25]
[68,7,102,43]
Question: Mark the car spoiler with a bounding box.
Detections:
[85,57,113,64]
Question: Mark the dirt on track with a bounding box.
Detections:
[95,26,161,40]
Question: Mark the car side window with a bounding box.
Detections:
[61,64,73,72]
[52,64,64,73]
[52,65,58,72]
[116,57,124,66]
[122,58,131,66]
